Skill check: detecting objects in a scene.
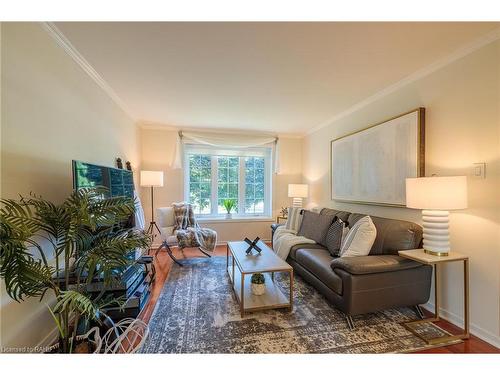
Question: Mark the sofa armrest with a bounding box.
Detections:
[330,255,422,275]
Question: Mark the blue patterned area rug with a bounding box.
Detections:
[141,257,457,353]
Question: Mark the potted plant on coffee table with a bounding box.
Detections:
[223,199,236,219]
[0,187,151,353]
[250,273,266,295]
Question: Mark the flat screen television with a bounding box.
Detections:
[72,160,135,198]
[72,160,136,228]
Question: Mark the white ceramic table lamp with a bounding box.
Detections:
[406,176,467,256]
[288,184,309,208]
[140,170,164,236]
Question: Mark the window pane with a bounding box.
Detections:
[189,154,212,214]
[255,168,264,184]
[217,156,239,214]
[229,167,239,183]
[218,157,228,168]
[244,156,265,214]
[254,157,264,169]
[245,184,254,199]
[255,184,264,199]
[200,155,211,168]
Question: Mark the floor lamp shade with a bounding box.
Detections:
[288,184,308,208]
[140,171,164,187]
[406,176,467,256]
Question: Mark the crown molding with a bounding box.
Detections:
[306,27,500,136]
[40,22,135,120]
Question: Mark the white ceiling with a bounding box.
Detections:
[55,22,499,135]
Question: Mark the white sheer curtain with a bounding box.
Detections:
[172,131,280,173]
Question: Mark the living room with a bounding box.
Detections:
[1,0,499,372]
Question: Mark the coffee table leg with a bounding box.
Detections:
[289,270,294,312]
[232,255,235,286]
[240,272,245,318]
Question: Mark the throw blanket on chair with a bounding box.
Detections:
[172,202,217,252]
[272,225,315,260]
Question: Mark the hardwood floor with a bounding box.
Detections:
[139,244,499,354]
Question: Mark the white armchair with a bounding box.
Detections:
[154,206,211,266]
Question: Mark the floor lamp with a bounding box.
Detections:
[140,170,164,237]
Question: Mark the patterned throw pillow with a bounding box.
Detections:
[340,216,377,257]
[325,217,347,257]
[284,207,304,233]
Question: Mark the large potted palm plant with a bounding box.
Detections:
[0,187,151,353]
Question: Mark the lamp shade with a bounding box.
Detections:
[288,184,309,198]
[140,170,164,187]
[406,176,467,210]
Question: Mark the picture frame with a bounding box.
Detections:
[330,108,425,207]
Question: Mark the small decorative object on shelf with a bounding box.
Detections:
[126,161,132,171]
[244,237,262,254]
[223,199,236,219]
[280,207,288,218]
[250,273,266,295]
[116,157,123,169]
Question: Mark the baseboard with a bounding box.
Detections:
[36,326,58,352]
[151,239,271,248]
[423,302,500,348]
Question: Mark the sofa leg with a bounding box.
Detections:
[414,305,425,319]
[346,315,355,330]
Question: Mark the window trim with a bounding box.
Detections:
[184,145,272,218]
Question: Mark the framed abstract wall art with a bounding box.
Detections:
[330,108,425,207]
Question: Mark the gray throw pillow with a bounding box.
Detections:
[297,210,334,246]
[325,217,346,257]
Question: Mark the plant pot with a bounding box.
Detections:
[45,327,102,354]
[251,282,266,296]
[225,213,232,219]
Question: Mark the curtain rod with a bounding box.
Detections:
[178,130,278,142]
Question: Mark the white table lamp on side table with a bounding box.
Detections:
[406,176,467,256]
[140,170,164,236]
[288,184,308,208]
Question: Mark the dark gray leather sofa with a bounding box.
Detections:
[283,208,432,329]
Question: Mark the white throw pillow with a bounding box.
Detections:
[284,207,303,233]
[340,216,377,257]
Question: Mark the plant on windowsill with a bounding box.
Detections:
[250,272,266,295]
[0,187,151,353]
[223,199,236,219]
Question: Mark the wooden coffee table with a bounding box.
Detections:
[226,240,294,317]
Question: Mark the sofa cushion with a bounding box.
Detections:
[320,208,351,223]
[340,216,377,257]
[348,213,422,255]
[330,255,423,275]
[298,210,334,246]
[295,248,343,295]
[288,243,327,261]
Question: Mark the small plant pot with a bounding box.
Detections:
[251,282,266,296]
[225,213,232,219]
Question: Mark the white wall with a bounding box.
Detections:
[302,40,500,347]
[0,23,140,349]
[139,126,302,243]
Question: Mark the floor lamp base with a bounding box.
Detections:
[146,221,161,236]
